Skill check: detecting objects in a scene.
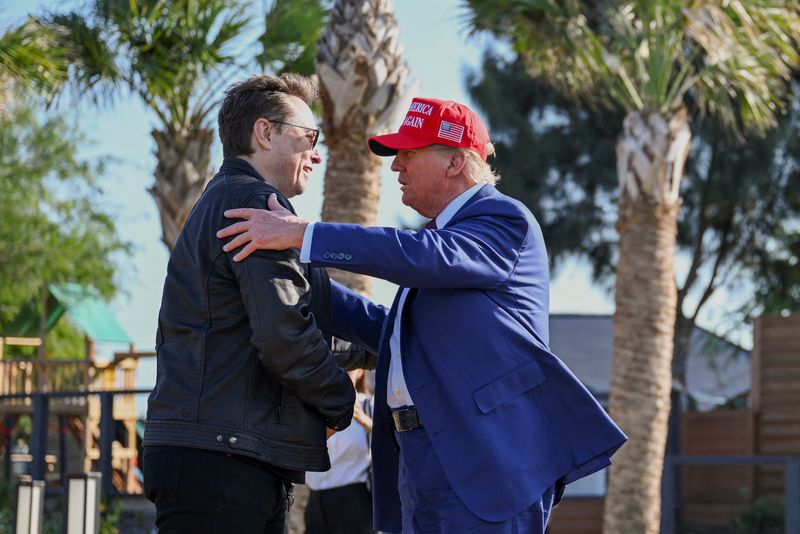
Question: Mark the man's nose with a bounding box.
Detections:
[311,147,322,164]
[390,156,401,172]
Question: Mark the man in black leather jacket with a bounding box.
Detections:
[143,74,359,533]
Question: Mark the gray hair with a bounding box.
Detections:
[430,144,500,186]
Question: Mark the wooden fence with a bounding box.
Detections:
[0,360,93,414]
[680,409,755,527]
[549,314,800,532]
[753,315,800,501]
[549,409,757,533]
[549,498,603,534]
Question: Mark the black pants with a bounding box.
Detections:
[143,446,289,534]
[304,482,374,534]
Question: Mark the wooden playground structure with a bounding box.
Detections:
[0,284,154,493]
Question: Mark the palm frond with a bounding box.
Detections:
[258,0,333,75]
[463,0,641,110]
[0,18,69,98]
[95,0,248,130]
[687,0,800,135]
[39,11,121,105]
[462,0,800,136]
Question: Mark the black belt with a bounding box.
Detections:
[391,406,423,432]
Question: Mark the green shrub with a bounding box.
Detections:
[730,498,783,534]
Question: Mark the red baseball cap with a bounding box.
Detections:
[368,97,491,161]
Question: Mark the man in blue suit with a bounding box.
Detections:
[218,97,627,533]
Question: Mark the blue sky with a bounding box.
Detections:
[6,0,705,388]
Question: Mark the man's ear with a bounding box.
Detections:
[445,152,467,178]
[252,118,273,151]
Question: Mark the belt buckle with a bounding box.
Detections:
[392,407,422,433]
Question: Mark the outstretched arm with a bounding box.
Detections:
[330,279,388,355]
[218,194,528,290]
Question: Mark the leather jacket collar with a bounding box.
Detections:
[219,157,296,215]
[219,157,265,181]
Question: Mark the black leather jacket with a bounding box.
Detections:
[144,158,357,473]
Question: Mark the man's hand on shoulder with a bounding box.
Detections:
[218,193,308,261]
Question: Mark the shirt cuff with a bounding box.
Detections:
[299,222,316,263]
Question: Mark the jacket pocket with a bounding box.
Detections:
[472,360,546,414]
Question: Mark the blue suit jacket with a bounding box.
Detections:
[310,185,626,531]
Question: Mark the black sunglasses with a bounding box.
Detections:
[268,120,320,149]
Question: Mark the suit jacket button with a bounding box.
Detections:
[228,436,238,446]
[344,254,352,261]
[216,434,223,442]
[323,252,330,259]
[337,253,345,260]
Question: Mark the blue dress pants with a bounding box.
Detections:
[395,427,555,534]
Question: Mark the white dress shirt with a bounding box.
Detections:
[300,183,484,408]
[305,393,373,491]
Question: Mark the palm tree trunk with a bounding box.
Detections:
[149,127,214,251]
[604,108,691,534]
[321,133,383,295]
[316,0,413,297]
[606,200,678,532]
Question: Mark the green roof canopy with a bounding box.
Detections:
[2,283,132,344]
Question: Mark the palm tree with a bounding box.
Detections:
[464,1,800,531]
[107,0,249,251]
[316,0,414,295]
[43,0,246,250]
[43,0,329,252]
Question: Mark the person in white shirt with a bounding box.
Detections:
[305,368,375,534]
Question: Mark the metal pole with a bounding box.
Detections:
[3,415,13,482]
[59,414,68,484]
[661,455,677,534]
[16,478,45,534]
[31,394,49,481]
[99,392,114,496]
[785,458,800,534]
